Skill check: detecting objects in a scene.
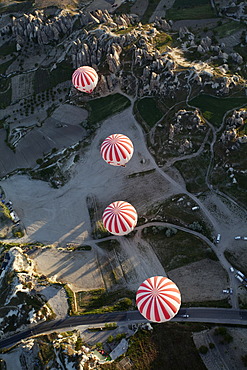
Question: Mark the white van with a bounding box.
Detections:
[216,234,221,244]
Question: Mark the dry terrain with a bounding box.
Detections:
[168,259,228,302]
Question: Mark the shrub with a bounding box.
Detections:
[199,345,208,354]
[36,158,43,165]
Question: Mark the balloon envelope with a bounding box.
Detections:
[136,276,181,323]
[102,201,137,236]
[100,134,134,167]
[72,66,98,93]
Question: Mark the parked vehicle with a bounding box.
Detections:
[191,206,200,211]
[229,266,234,273]
[234,236,241,240]
[236,270,245,279]
[243,237,247,241]
[235,274,244,283]
[222,289,230,294]
[10,211,20,224]
[216,234,221,244]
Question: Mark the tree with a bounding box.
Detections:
[199,345,208,354]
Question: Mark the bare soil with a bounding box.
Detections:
[168,259,229,302]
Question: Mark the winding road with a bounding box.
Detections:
[0,307,246,349]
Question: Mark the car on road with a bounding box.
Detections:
[234,236,241,240]
[229,288,233,294]
[229,266,234,272]
[181,314,190,318]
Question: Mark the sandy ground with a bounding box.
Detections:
[1,106,174,245]
[36,285,68,318]
[168,259,229,302]
[32,248,105,292]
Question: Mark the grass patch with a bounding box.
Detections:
[87,93,131,126]
[64,284,76,315]
[166,0,217,21]
[97,239,120,252]
[144,194,212,239]
[76,289,135,314]
[136,98,163,128]
[184,299,231,308]
[0,78,12,109]
[143,227,217,271]
[33,62,71,94]
[224,250,247,276]
[128,169,156,178]
[154,32,173,53]
[213,20,243,38]
[38,341,55,365]
[189,94,247,127]
[114,2,132,15]
[0,42,16,57]
[125,322,207,370]
[142,0,163,23]
[0,59,14,74]
[174,145,211,193]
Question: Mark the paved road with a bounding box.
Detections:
[0,308,246,349]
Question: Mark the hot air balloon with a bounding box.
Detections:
[100,134,134,167]
[136,276,181,323]
[102,201,138,236]
[72,66,98,93]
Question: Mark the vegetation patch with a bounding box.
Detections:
[189,94,247,127]
[142,227,217,271]
[174,144,211,193]
[212,21,244,38]
[166,1,216,20]
[76,289,135,314]
[154,32,173,52]
[136,97,163,128]
[141,0,162,23]
[144,194,212,239]
[124,322,207,370]
[184,298,231,308]
[224,249,247,276]
[33,62,72,94]
[87,93,131,126]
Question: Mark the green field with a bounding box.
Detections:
[212,20,243,38]
[166,3,216,20]
[143,228,217,271]
[87,93,131,125]
[144,194,212,239]
[34,62,72,93]
[76,289,135,314]
[136,97,163,128]
[189,94,247,126]
[174,144,211,193]
[121,323,207,370]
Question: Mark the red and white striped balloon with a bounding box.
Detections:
[100,134,134,167]
[102,201,138,236]
[136,276,181,323]
[72,66,98,93]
